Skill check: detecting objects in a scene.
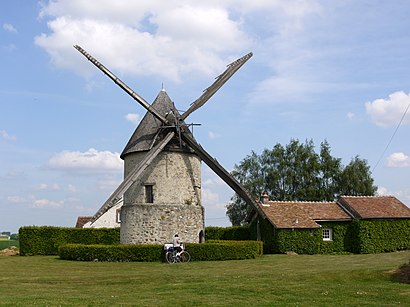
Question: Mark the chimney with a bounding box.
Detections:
[261,192,270,204]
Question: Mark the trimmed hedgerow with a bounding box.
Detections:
[355,219,410,254]
[19,226,120,256]
[205,226,251,241]
[58,240,263,262]
[187,241,263,261]
[59,244,162,262]
[273,229,322,255]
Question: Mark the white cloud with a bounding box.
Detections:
[203,177,225,187]
[32,198,64,208]
[125,113,141,125]
[208,131,221,140]
[365,91,410,127]
[202,187,220,204]
[376,186,389,196]
[67,184,77,193]
[3,23,17,33]
[0,130,16,141]
[98,177,122,191]
[347,112,355,120]
[35,1,253,82]
[35,183,61,191]
[7,196,27,204]
[387,152,410,168]
[47,148,122,172]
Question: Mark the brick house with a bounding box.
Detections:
[250,193,410,254]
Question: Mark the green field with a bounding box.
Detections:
[0,251,409,306]
[0,240,19,250]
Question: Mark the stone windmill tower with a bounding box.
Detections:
[74,45,258,244]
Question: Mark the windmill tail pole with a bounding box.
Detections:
[73,45,168,124]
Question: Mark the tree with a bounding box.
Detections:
[226,139,377,225]
[339,156,377,196]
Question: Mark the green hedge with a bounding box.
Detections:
[273,229,322,255]
[58,241,263,262]
[19,226,120,255]
[59,244,162,262]
[205,226,251,241]
[356,219,410,253]
[187,241,263,261]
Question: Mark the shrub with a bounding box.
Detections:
[19,226,120,255]
[186,240,263,261]
[205,226,251,241]
[273,229,322,255]
[58,241,263,262]
[59,244,162,262]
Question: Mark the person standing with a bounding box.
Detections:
[173,234,182,253]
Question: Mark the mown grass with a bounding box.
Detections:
[0,240,19,250]
[0,251,409,306]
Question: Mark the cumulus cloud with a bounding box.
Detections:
[365,91,410,127]
[0,130,16,141]
[35,1,256,82]
[47,148,122,172]
[387,152,410,168]
[125,113,141,125]
[3,23,17,33]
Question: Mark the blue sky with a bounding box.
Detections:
[1,1,410,233]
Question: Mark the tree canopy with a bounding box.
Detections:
[226,139,377,226]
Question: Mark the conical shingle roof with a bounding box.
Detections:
[120,90,194,159]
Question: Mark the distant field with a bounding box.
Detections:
[0,240,19,250]
[0,251,409,306]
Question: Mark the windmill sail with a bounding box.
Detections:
[180,131,259,212]
[74,45,168,125]
[180,52,253,121]
[90,131,175,223]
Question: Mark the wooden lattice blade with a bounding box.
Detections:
[90,131,175,223]
[74,45,168,125]
[180,52,253,121]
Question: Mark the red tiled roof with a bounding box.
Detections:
[339,196,410,219]
[75,216,92,228]
[258,201,352,229]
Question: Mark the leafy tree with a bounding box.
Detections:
[10,233,19,241]
[227,139,377,225]
[339,156,377,196]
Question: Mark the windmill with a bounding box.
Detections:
[74,45,259,244]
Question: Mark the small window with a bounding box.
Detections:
[322,228,333,241]
[145,185,154,203]
[116,209,121,223]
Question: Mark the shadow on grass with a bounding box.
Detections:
[390,261,410,284]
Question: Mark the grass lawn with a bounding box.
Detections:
[0,240,19,250]
[0,251,409,306]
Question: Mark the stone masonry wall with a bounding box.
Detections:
[121,150,204,244]
[120,203,204,244]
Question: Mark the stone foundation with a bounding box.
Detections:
[120,203,205,244]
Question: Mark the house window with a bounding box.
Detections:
[145,185,154,203]
[322,228,333,241]
[116,209,121,223]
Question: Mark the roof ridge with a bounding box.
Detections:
[341,195,394,198]
[267,200,336,204]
